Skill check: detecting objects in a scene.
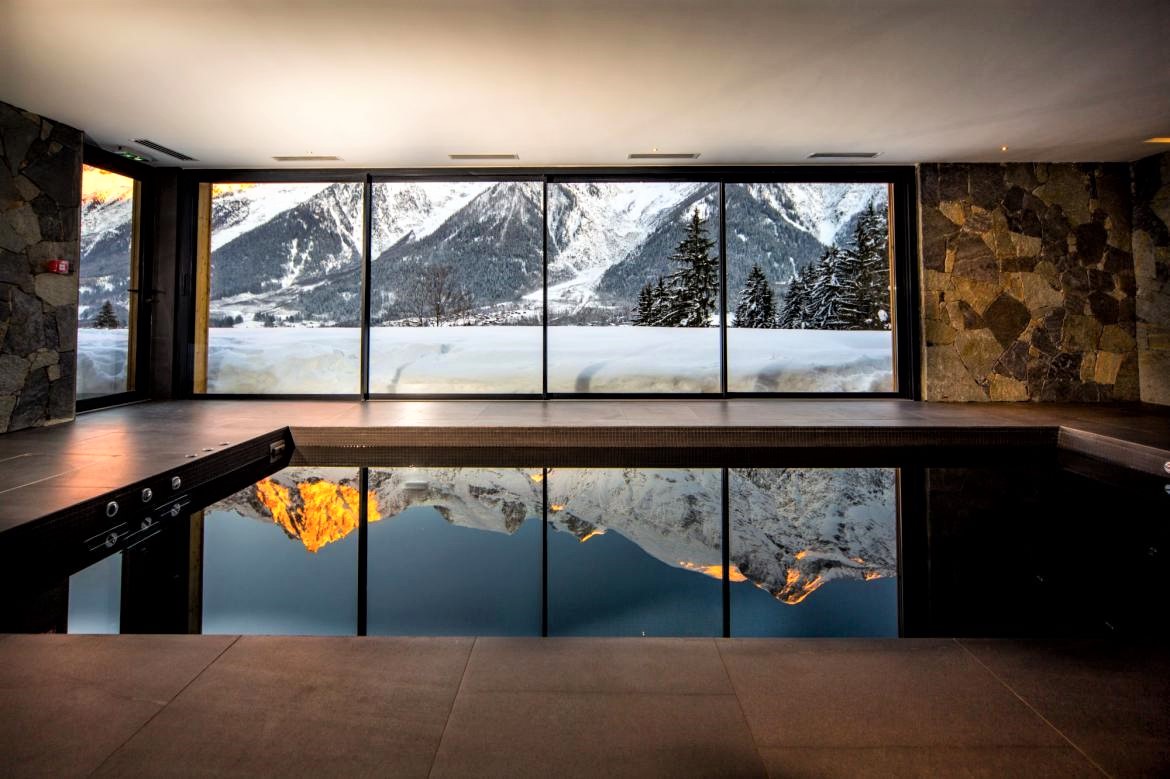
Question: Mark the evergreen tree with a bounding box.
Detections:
[94,300,119,329]
[733,264,777,328]
[632,281,656,326]
[659,208,718,327]
[806,246,848,329]
[777,264,812,329]
[852,202,891,330]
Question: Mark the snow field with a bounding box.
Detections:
[81,326,894,395]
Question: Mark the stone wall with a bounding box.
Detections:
[919,163,1139,401]
[1132,151,1170,405]
[0,101,82,432]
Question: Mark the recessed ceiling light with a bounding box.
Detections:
[1000,145,1009,152]
[628,152,700,160]
[1145,137,1170,143]
[272,155,342,162]
[448,153,519,160]
[807,152,880,159]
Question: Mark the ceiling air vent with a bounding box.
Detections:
[807,152,880,159]
[132,138,197,161]
[628,152,700,160]
[448,153,519,160]
[272,155,342,162]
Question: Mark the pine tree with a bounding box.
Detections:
[777,264,812,329]
[806,246,848,329]
[632,281,656,326]
[94,300,120,329]
[852,202,891,330]
[733,264,777,328]
[659,208,718,327]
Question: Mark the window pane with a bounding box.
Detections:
[78,164,136,400]
[369,181,542,394]
[206,182,362,393]
[367,467,542,635]
[729,468,898,636]
[547,468,722,636]
[726,183,895,391]
[547,182,720,393]
[201,467,362,635]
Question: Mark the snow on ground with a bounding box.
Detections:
[77,329,130,398]
[81,327,894,395]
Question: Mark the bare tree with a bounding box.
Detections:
[400,264,475,326]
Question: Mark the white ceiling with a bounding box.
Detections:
[2,0,1168,168]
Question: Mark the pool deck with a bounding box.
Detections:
[1,400,1168,776]
[1,633,1166,777]
[0,399,1168,532]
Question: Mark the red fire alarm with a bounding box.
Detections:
[46,259,70,274]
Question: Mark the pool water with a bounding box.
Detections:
[53,454,1170,639]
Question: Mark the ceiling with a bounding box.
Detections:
[2,0,1168,168]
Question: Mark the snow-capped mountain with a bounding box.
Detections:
[213,466,896,606]
[195,179,885,326]
[78,193,134,321]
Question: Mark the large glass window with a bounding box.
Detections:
[725,182,895,391]
[369,181,543,394]
[191,172,906,397]
[547,182,720,392]
[200,182,363,393]
[78,164,139,400]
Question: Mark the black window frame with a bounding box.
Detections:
[76,144,157,413]
[178,165,919,401]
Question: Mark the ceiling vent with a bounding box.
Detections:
[628,152,700,160]
[448,153,519,160]
[807,152,880,159]
[132,138,197,161]
[272,155,343,162]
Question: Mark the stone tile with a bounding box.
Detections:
[463,637,732,694]
[756,746,1100,778]
[95,636,473,778]
[0,634,236,777]
[960,639,1170,778]
[431,690,765,778]
[717,639,1063,749]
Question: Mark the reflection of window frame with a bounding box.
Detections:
[76,145,154,412]
[184,166,918,400]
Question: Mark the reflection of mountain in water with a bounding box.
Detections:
[214,466,896,601]
[216,470,380,553]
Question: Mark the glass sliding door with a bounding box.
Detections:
[725,182,895,392]
[546,181,720,393]
[200,181,363,394]
[368,180,543,394]
[78,164,139,400]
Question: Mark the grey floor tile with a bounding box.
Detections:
[717,639,1064,749]
[463,637,731,694]
[94,636,473,778]
[756,746,1101,778]
[960,639,1170,778]
[430,690,765,778]
[0,635,236,778]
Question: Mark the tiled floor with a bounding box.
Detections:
[0,635,1164,777]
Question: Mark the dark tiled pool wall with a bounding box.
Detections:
[1133,150,1170,405]
[904,463,1170,638]
[920,162,1140,402]
[0,100,83,433]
